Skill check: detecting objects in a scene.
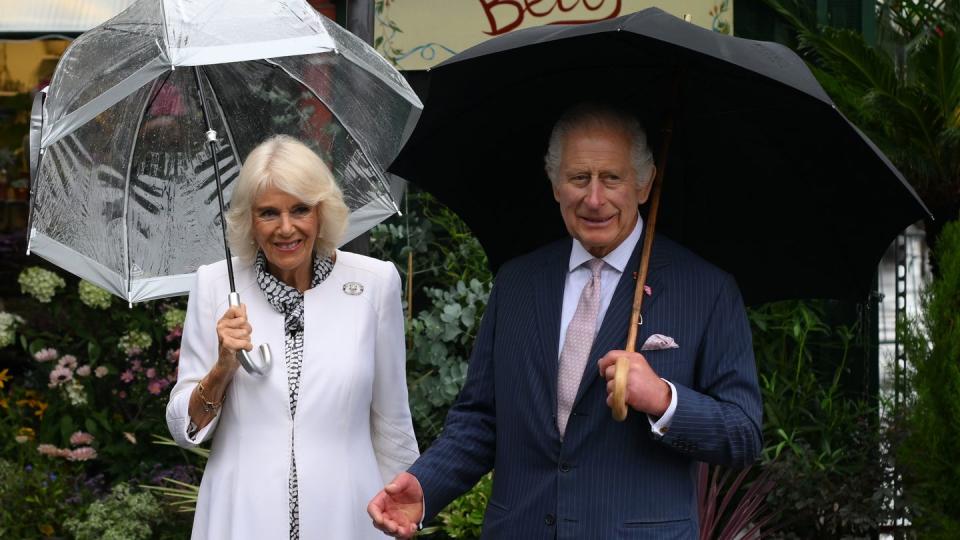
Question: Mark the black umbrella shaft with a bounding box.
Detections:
[193,66,237,293]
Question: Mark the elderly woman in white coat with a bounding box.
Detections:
[166,135,419,540]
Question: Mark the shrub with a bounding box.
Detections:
[898,218,960,538]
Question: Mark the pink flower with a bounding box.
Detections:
[57,354,78,369]
[166,326,182,342]
[168,348,180,363]
[145,367,157,378]
[67,446,97,461]
[120,370,134,383]
[147,378,170,395]
[37,443,62,457]
[33,348,58,362]
[94,366,108,378]
[48,365,73,387]
[69,431,94,446]
[118,390,127,399]
[75,365,91,377]
[130,359,143,372]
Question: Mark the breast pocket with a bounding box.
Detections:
[618,518,695,540]
[643,348,687,383]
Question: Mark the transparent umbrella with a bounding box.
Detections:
[28,0,420,305]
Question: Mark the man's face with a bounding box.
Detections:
[552,124,653,258]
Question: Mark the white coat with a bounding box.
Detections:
[166,251,419,539]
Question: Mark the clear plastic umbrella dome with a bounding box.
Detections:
[29,0,421,304]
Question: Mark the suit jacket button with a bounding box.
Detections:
[544,514,556,526]
[559,463,570,473]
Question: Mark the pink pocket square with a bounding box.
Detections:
[641,334,679,351]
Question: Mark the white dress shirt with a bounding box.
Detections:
[559,215,677,435]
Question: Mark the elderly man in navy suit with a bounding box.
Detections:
[368,104,763,539]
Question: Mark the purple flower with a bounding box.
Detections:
[145,367,157,378]
[120,370,134,383]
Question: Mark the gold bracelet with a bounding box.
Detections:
[197,380,225,414]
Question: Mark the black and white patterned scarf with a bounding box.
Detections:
[255,250,334,540]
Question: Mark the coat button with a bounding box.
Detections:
[544,513,556,525]
[559,463,571,473]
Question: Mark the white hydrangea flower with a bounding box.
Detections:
[118,330,153,356]
[0,312,24,348]
[63,379,88,406]
[78,280,112,310]
[18,267,66,303]
[162,307,187,331]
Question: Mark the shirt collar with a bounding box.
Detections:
[568,213,644,273]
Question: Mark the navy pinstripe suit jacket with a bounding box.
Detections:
[409,232,763,539]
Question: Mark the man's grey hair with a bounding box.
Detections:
[543,103,655,188]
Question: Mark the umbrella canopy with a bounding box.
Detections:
[29,0,420,303]
[390,8,930,305]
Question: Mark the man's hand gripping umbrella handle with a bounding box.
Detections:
[612,104,673,422]
[228,292,273,376]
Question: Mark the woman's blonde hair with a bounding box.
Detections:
[226,135,349,263]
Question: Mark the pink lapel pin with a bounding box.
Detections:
[644,285,652,296]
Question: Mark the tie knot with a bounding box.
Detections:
[586,258,604,278]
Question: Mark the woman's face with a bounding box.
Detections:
[251,184,320,289]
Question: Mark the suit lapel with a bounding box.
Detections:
[571,232,673,409]
[534,240,571,416]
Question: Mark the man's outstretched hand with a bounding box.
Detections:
[368,472,424,538]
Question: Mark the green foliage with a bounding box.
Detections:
[748,301,887,537]
[371,188,492,446]
[0,457,80,539]
[898,218,960,538]
[63,482,165,540]
[407,279,491,442]
[424,473,493,539]
[762,0,960,221]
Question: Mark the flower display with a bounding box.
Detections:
[76,365,92,377]
[94,366,109,378]
[78,279,113,309]
[18,267,66,303]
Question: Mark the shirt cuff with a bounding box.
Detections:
[647,379,677,438]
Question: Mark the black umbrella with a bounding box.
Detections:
[391,7,929,305]
[390,8,930,419]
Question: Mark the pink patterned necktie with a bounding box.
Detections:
[557,258,604,437]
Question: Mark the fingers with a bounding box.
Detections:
[217,304,253,356]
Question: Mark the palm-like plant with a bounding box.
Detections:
[763,0,960,250]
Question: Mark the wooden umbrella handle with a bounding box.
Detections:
[611,357,631,421]
[611,110,674,422]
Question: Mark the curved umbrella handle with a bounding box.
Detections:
[228,292,272,376]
